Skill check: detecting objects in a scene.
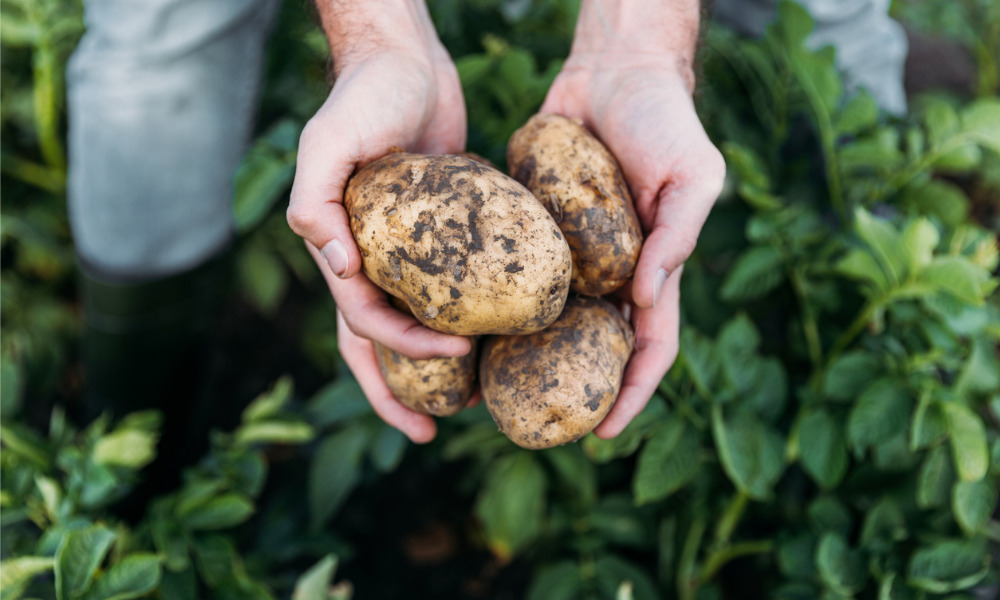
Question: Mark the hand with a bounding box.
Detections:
[541,1,726,438]
[289,2,471,441]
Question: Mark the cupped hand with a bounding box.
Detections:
[289,33,471,440]
[541,59,726,438]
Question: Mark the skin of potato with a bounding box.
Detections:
[344,152,572,335]
[507,113,643,296]
[375,336,478,416]
[480,296,634,450]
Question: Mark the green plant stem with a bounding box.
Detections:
[826,299,880,365]
[713,490,749,547]
[876,135,981,202]
[698,540,775,582]
[788,267,823,368]
[33,40,66,171]
[677,516,706,600]
[0,155,66,193]
[789,60,845,218]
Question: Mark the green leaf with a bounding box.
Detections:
[79,554,162,600]
[808,496,853,538]
[711,405,785,499]
[836,248,889,293]
[309,426,369,529]
[933,144,981,172]
[907,537,990,593]
[242,376,293,422]
[1,354,23,417]
[0,556,54,600]
[823,351,882,401]
[237,243,289,317]
[836,90,879,135]
[293,555,338,600]
[633,418,701,504]
[815,533,866,595]
[846,379,912,457]
[840,129,905,171]
[924,99,960,147]
[679,327,720,397]
[917,444,955,509]
[55,525,116,600]
[853,208,905,287]
[307,379,372,428]
[778,535,818,580]
[960,98,1000,153]
[544,445,597,508]
[859,497,906,552]
[898,180,969,226]
[234,421,314,447]
[594,555,659,600]
[942,402,989,482]
[179,493,254,530]
[899,218,939,275]
[720,245,784,303]
[952,478,997,535]
[721,142,770,190]
[233,154,296,233]
[369,425,407,473]
[910,397,949,451]
[798,409,848,489]
[955,336,1000,396]
[526,561,581,600]
[920,256,993,306]
[91,428,157,469]
[774,0,815,47]
[475,452,547,561]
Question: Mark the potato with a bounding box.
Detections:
[345,152,572,335]
[507,114,643,296]
[480,296,634,449]
[375,337,477,416]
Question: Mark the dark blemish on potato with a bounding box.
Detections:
[445,218,462,229]
[539,168,560,186]
[467,210,484,253]
[513,154,536,185]
[495,235,516,254]
[411,216,434,243]
[505,262,524,274]
[584,396,603,412]
[394,246,445,275]
[450,287,462,299]
[387,183,402,195]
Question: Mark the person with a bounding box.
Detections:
[68,0,906,446]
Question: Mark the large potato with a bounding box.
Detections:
[507,114,643,296]
[480,296,634,449]
[345,152,572,335]
[375,338,478,416]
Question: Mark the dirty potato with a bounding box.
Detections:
[345,152,572,335]
[507,113,643,296]
[375,337,478,416]
[480,296,634,449]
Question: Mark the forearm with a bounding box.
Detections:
[313,0,444,74]
[568,0,701,91]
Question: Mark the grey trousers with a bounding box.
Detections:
[65,0,906,281]
[67,0,279,280]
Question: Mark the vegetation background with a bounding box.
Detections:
[1,0,999,598]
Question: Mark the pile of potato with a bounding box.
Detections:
[344,114,641,449]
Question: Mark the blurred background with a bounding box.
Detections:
[1,1,998,599]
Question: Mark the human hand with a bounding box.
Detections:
[541,0,726,438]
[289,1,471,441]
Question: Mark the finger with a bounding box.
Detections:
[594,267,682,439]
[338,311,437,443]
[630,153,724,309]
[466,388,482,409]
[309,243,472,359]
[287,116,364,280]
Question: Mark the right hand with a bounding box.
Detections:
[288,5,470,442]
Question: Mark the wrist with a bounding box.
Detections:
[567,0,700,91]
[315,0,446,75]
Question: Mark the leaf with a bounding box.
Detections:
[79,554,162,600]
[924,99,960,147]
[307,379,372,428]
[808,496,853,538]
[179,493,254,530]
[234,421,314,447]
[309,426,369,529]
[846,379,912,457]
[774,0,815,48]
[0,556,54,600]
[242,376,293,422]
[941,402,989,482]
[544,445,597,508]
[798,409,848,489]
[633,418,701,504]
[839,130,905,171]
[1,354,22,417]
[910,397,949,451]
[836,248,889,294]
[955,336,1000,397]
[917,444,955,509]
[593,555,659,600]
[369,425,407,473]
[233,154,296,233]
[55,525,116,600]
[711,406,785,499]
[836,90,879,135]
[933,145,981,172]
[859,497,906,552]
[920,256,993,306]
[721,142,770,189]
[824,351,882,401]
[475,452,547,561]
[679,327,720,397]
[90,428,158,469]
[237,243,289,317]
[907,537,990,593]
[293,555,338,600]
[899,218,939,275]
[720,245,784,303]
[898,180,969,226]
[526,561,581,600]
[952,478,997,535]
[960,98,1000,153]
[853,208,906,287]
[778,535,818,580]
[815,533,866,595]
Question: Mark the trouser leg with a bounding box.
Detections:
[711,0,908,116]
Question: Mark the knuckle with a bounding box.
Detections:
[285,204,317,236]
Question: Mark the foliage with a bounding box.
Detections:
[2,0,999,599]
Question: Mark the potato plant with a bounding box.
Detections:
[1,1,998,599]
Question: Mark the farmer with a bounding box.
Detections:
[68,0,907,443]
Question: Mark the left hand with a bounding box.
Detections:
[541,59,725,438]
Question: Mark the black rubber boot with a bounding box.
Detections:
[79,251,232,512]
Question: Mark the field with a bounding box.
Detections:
[1,1,999,598]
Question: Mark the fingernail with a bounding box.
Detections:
[652,268,669,306]
[621,303,632,322]
[321,239,349,278]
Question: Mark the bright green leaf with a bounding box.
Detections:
[960,98,1000,153]
[241,376,293,423]
[0,556,54,600]
[907,537,990,593]
[292,555,338,600]
[836,89,879,135]
[920,256,993,306]
[55,525,116,600]
[924,99,960,147]
[79,554,162,600]
[917,444,955,509]
[898,180,969,226]
[179,493,254,530]
[633,418,701,504]
[475,452,547,561]
[952,478,997,535]
[942,402,989,482]
[711,405,785,499]
[234,421,314,447]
